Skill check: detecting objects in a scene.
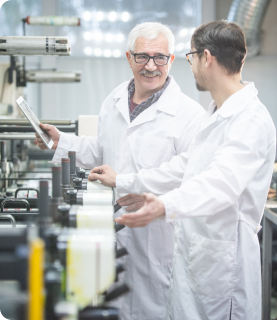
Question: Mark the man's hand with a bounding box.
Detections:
[115,193,165,227]
[117,194,145,211]
[35,123,60,150]
[88,164,117,188]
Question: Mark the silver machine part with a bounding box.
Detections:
[0,36,70,56]
[26,70,81,83]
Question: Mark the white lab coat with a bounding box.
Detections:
[117,82,276,320]
[52,76,205,320]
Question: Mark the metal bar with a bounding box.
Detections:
[9,171,51,174]
[0,126,75,133]
[0,178,52,180]
[262,209,273,320]
[0,134,35,140]
[264,207,277,225]
[0,119,73,125]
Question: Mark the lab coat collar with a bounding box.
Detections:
[210,82,258,119]
[200,82,258,131]
[114,86,131,126]
[114,76,180,128]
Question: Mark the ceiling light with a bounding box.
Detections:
[94,32,103,42]
[83,31,92,41]
[103,49,112,57]
[105,33,113,43]
[109,11,117,21]
[83,11,91,21]
[179,28,188,37]
[113,49,121,57]
[116,33,124,43]
[121,12,130,22]
[96,11,104,21]
[94,48,102,57]
[84,47,93,55]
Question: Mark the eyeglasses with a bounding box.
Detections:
[185,50,204,65]
[130,51,171,66]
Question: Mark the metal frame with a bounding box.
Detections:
[262,207,277,320]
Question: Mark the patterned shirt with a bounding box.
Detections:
[128,75,171,122]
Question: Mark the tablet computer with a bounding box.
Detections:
[16,96,54,149]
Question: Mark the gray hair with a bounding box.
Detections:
[127,22,175,54]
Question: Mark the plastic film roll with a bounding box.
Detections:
[26,16,81,26]
[83,193,113,206]
[86,181,113,193]
[76,205,114,229]
[66,230,115,308]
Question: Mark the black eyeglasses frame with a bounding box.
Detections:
[130,51,171,66]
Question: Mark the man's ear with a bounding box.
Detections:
[168,54,175,70]
[126,51,132,68]
[203,49,212,68]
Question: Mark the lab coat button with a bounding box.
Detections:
[171,213,176,219]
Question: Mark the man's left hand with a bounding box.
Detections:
[88,164,117,187]
[115,193,165,227]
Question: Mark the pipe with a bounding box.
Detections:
[227,0,272,57]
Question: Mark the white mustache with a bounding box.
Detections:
[139,70,162,76]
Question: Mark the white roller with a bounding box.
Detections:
[76,205,114,229]
[66,229,115,308]
[26,16,80,26]
[83,192,113,206]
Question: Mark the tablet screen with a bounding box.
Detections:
[16,97,53,148]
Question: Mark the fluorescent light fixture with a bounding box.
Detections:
[83,31,92,41]
[96,11,104,21]
[179,28,188,37]
[94,32,103,42]
[83,11,91,21]
[26,16,81,26]
[26,70,81,82]
[103,49,112,57]
[116,33,124,43]
[113,49,121,58]
[94,48,102,57]
[121,12,130,22]
[105,33,113,43]
[84,46,93,55]
[175,43,185,52]
[0,36,70,56]
[109,11,117,21]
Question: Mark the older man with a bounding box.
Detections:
[90,21,276,320]
[35,22,204,320]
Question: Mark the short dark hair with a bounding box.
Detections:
[191,20,246,75]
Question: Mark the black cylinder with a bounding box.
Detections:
[39,180,49,219]
[1,141,6,161]
[61,158,70,186]
[52,166,62,198]
[68,151,76,175]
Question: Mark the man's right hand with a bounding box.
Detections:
[35,123,60,150]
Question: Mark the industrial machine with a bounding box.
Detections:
[0,148,128,320]
[0,14,127,319]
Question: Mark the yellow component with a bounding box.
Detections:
[28,238,45,320]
